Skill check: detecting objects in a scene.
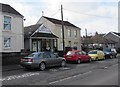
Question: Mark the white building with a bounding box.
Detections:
[37,16,81,51]
[0,3,24,53]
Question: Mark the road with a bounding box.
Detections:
[2,55,119,86]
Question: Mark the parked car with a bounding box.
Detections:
[64,50,91,64]
[88,50,105,60]
[20,52,66,70]
[103,48,117,58]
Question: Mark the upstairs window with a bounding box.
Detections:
[4,37,11,48]
[74,30,77,37]
[61,29,63,38]
[68,29,71,37]
[4,16,11,30]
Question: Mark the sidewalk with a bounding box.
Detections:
[2,64,23,72]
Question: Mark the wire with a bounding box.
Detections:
[63,8,118,19]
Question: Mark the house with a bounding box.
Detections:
[104,32,120,49]
[81,32,116,51]
[24,24,58,52]
[37,16,81,51]
[0,3,24,53]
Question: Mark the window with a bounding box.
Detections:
[74,30,77,37]
[4,37,11,48]
[4,16,11,30]
[68,29,71,37]
[43,52,51,58]
[61,29,63,38]
[60,42,63,50]
[50,53,56,58]
[68,41,71,47]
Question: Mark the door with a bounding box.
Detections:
[32,41,37,51]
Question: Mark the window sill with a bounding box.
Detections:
[3,47,11,50]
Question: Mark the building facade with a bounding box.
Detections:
[0,3,24,53]
[37,16,81,51]
[104,32,120,49]
[24,24,58,52]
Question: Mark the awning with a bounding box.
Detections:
[31,32,58,39]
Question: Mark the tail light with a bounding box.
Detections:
[28,59,33,62]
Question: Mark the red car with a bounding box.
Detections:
[64,50,91,64]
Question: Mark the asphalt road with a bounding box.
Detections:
[2,55,119,86]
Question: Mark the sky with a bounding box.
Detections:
[0,0,119,36]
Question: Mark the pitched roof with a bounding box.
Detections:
[82,34,116,44]
[1,3,23,17]
[24,24,58,38]
[43,16,80,29]
[24,24,42,37]
[113,32,120,37]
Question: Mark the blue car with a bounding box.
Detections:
[103,48,117,58]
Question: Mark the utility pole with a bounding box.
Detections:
[61,5,65,55]
[85,28,87,37]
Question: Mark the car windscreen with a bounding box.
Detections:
[88,51,97,54]
[66,51,75,55]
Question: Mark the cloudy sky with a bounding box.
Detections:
[0,0,119,36]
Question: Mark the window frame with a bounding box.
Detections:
[74,30,77,38]
[4,37,11,49]
[3,16,11,30]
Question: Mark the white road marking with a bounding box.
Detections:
[49,71,92,84]
[1,72,39,81]
[59,67,70,70]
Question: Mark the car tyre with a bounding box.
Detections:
[110,55,113,59]
[39,62,46,71]
[103,56,105,60]
[77,59,81,64]
[61,60,66,67]
[96,57,98,61]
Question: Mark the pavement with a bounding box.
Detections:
[2,64,23,72]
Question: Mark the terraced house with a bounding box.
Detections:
[0,3,24,53]
[37,16,81,51]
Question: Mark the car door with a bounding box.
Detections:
[50,52,62,66]
[82,51,89,61]
[43,52,53,67]
[97,51,101,59]
[78,51,84,61]
[98,51,103,59]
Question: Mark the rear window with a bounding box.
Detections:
[66,51,75,55]
[103,49,111,52]
[28,53,40,57]
[88,51,97,54]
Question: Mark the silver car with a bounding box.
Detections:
[20,52,66,70]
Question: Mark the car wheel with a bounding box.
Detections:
[77,59,81,64]
[110,55,113,59]
[61,60,66,67]
[96,57,98,61]
[103,56,105,60]
[39,62,46,71]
